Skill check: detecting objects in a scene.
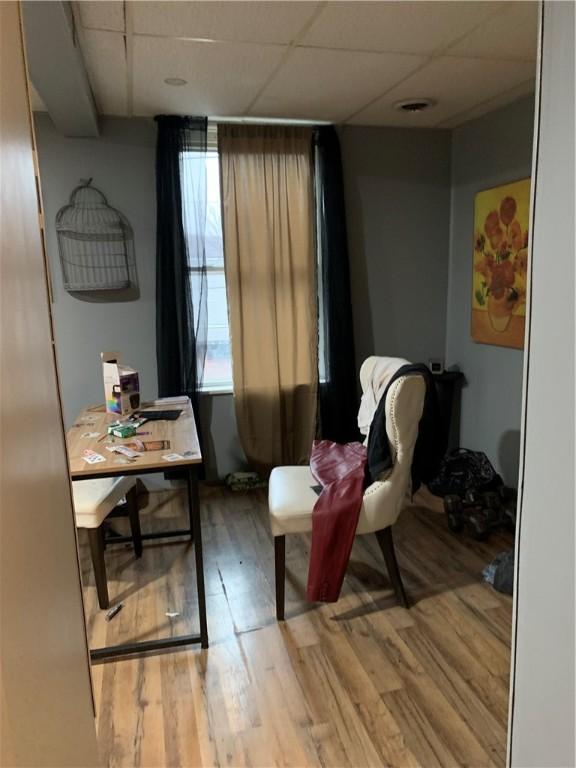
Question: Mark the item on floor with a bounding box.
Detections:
[105,603,123,622]
[428,447,503,497]
[225,471,267,491]
[101,351,140,415]
[483,550,515,595]
[444,485,517,540]
[366,362,444,492]
[135,409,182,421]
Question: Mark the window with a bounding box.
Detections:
[182,131,232,392]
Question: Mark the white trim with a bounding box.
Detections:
[506,1,543,764]
[200,383,233,396]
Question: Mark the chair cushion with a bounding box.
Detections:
[73,476,137,529]
[269,374,426,539]
[268,466,318,537]
[269,465,403,538]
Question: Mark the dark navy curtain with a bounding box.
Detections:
[154,115,207,428]
[314,126,359,443]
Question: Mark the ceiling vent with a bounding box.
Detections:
[164,77,187,86]
[394,98,436,113]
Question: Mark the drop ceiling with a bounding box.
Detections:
[67,0,538,129]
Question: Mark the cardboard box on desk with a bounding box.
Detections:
[101,351,140,415]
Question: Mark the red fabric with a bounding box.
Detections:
[306,440,367,602]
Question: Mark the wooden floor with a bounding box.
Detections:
[79,485,514,768]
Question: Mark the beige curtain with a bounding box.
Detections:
[218,124,318,472]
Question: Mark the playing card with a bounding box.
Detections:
[82,449,106,464]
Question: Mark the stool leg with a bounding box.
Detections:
[87,526,109,609]
[126,486,142,558]
[274,536,286,621]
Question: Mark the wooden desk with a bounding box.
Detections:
[67,402,208,660]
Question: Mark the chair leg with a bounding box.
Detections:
[87,526,109,609]
[274,535,286,621]
[126,486,142,558]
[375,527,409,608]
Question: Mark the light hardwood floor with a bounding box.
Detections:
[78,486,513,768]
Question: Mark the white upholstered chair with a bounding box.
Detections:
[268,359,426,619]
[73,476,141,609]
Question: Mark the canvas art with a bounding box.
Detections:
[472,178,530,349]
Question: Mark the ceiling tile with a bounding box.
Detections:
[81,30,127,115]
[349,56,536,127]
[300,1,505,55]
[132,36,287,117]
[438,79,535,128]
[446,1,539,61]
[250,47,425,122]
[132,1,319,44]
[75,1,124,33]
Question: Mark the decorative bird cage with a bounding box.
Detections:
[56,179,135,292]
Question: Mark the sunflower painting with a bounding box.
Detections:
[472,178,530,349]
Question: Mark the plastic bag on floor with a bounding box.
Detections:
[225,471,267,491]
[483,550,515,595]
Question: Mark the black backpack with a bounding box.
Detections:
[428,448,502,497]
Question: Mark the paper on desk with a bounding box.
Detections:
[106,445,141,459]
[148,396,190,407]
[82,450,106,464]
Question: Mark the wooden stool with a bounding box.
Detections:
[73,477,141,609]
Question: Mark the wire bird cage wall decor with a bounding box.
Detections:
[56,179,136,293]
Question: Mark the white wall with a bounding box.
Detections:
[510,2,575,765]
[446,96,535,485]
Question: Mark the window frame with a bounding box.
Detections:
[183,126,233,395]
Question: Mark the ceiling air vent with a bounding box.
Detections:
[394,98,436,113]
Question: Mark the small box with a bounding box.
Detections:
[101,351,140,416]
[107,423,137,439]
[429,358,445,375]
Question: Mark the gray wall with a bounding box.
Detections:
[445,96,534,485]
[35,113,159,425]
[35,113,243,480]
[37,109,534,485]
[510,3,574,764]
[339,125,452,373]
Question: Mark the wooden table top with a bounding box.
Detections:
[67,401,202,479]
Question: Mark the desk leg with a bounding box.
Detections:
[186,470,197,542]
[188,468,208,649]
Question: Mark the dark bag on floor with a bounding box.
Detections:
[428,448,502,497]
[483,550,515,595]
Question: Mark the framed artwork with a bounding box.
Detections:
[472,178,530,349]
